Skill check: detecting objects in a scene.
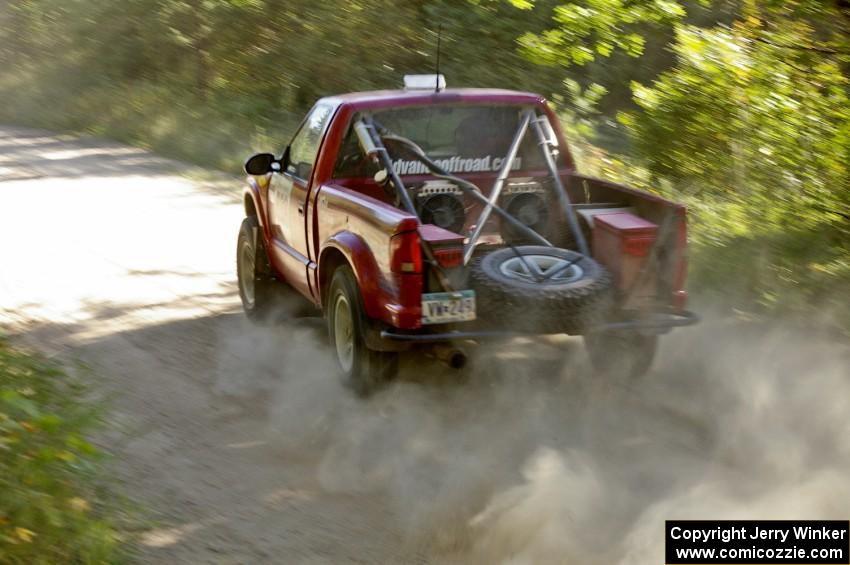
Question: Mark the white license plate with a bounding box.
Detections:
[421,290,476,325]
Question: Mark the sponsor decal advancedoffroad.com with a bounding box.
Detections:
[392,156,522,175]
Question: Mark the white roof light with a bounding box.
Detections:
[403,74,446,91]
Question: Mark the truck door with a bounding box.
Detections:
[268,103,333,299]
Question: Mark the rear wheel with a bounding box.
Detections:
[584,332,658,379]
[327,266,397,395]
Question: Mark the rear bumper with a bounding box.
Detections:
[380,309,700,343]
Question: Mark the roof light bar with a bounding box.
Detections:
[403,74,446,91]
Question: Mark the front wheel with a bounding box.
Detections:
[327,266,397,395]
[237,216,277,321]
[584,332,659,379]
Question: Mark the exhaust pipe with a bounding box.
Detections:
[433,344,467,370]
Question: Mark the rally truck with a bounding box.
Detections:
[237,75,697,393]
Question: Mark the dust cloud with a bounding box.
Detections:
[212,306,850,564]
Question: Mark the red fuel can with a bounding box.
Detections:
[592,212,658,309]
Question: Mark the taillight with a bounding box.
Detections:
[390,231,422,274]
[433,247,463,269]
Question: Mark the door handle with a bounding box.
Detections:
[297,205,304,216]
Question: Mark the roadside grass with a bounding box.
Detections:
[0,338,133,564]
[687,219,850,335]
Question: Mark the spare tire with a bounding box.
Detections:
[469,246,613,334]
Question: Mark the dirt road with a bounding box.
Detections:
[2,125,849,564]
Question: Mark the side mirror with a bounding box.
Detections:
[244,153,278,175]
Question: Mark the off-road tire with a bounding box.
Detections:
[584,332,658,379]
[237,216,278,322]
[469,246,613,334]
[327,266,398,395]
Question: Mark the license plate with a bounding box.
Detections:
[421,290,476,325]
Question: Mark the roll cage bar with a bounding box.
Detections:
[353,108,589,288]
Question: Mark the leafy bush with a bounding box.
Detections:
[0,340,122,564]
[621,21,850,332]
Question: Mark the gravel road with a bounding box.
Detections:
[2,125,849,564]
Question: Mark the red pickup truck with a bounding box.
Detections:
[238,76,697,393]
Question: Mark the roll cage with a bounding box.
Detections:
[352,109,589,289]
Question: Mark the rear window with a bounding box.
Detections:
[333,104,557,178]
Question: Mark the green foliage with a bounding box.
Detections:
[516,0,685,66]
[686,202,850,328]
[628,23,850,201]
[0,341,123,564]
[514,0,850,328]
[622,17,850,326]
[0,0,570,167]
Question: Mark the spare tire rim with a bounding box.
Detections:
[239,241,256,307]
[499,254,584,284]
[333,293,355,373]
